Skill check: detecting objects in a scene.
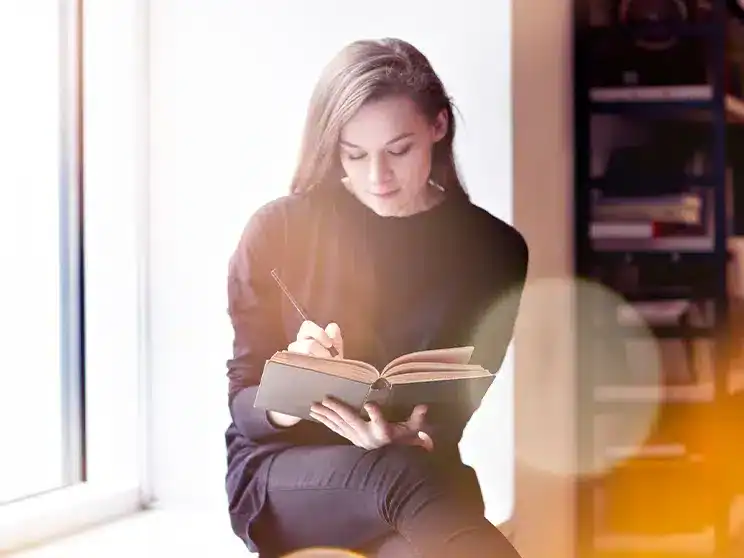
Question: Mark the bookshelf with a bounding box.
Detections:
[574,1,744,556]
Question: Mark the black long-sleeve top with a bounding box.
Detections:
[224,182,528,550]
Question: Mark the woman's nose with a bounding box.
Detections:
[368,155,393,186]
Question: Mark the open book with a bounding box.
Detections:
[254,346,496,423]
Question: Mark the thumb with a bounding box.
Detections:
[365,403,386,426]
[325,322,344,358]
[407,404,428,429]
[417,431,434,452]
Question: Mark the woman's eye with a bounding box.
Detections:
[344,145,410,160]
[388,145,412,157]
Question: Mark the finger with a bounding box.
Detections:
[310,404,356,439]
[417,431,434,452]
[407,404,428,429]
[364,403,387,428]
[309,411,344,436]
[365,403,392,445]
[297,320,334,349]
[323,398,367,430]
[320,399,376,446]
[287,339,331,358]
[324,322,344,358]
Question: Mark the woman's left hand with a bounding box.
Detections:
[310,399,434,452]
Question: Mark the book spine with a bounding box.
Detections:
[362,378,392,416]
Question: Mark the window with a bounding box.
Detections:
[0,2,148,551]
[0,0,84,505]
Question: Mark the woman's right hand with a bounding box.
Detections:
[288,320,344,359]
[267,321,344,428]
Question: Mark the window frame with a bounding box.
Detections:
[59,0,86,491]
[0,0,152,552]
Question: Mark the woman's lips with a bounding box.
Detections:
[369,189,400,198]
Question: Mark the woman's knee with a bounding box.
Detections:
[365,445,445,523]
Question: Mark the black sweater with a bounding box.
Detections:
[223,182,528,549]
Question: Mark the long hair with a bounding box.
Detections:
[289,38,467,199]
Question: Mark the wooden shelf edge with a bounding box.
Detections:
[593,494,744,555]
[595,529,714,555]
[587,88,744,124]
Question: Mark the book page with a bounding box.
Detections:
[384,361,486,379]
[271,351,379,382]
[388,368,492,384]
[381,346,474,375]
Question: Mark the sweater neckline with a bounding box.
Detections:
[332,181,455,226]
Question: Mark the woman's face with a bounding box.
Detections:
[338,95,447,217]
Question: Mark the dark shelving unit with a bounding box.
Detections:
[574,1,743,556]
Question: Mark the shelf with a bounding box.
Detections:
[592,325,715,338]
[620,291,717,302]
[593,368,744,407]
[587,85,744,124]
[585,251,722,264]
[585,22,717,40]
[593,492,744,557]
[594,529,715,557]
[588,174,717,191]
[594,383,716,404]
[590,85,713,105]
[576,14,737,557]
[602,443,697,462]
[591,241,716,253]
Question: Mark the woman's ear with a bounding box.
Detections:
[432,109,448,143]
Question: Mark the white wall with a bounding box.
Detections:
[148,0,516,528]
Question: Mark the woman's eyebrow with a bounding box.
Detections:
[339,132,414,149]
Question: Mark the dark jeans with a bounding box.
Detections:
[251,444,522,558]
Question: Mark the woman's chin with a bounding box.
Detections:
[369,203,406,217]
[364,194,404,216]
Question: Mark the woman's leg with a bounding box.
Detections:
[252,444,521,558]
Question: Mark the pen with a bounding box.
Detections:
[270,268,339,357]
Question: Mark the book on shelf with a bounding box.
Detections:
[589,84,713,103]
[589,221,706,240]
[253,346,496,422]
[589,187,716,251]
[592,191,703,225]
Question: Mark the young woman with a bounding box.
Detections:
[225,38,528,557]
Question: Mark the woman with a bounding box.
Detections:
[225,38,528,557]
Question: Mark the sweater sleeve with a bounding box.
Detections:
[427,226,530,452]
[226,201,294,442]
[472,228,529,375]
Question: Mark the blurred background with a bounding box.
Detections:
[2,1,538,556]
[18,1,743,557]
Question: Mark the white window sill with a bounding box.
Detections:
[0,483,142,555]
[7,508,251,558]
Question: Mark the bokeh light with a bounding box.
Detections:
[471,275,663,478]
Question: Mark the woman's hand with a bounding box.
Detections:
[309,399,434,452]
[267,321,344,428]
[288,320,344,359]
